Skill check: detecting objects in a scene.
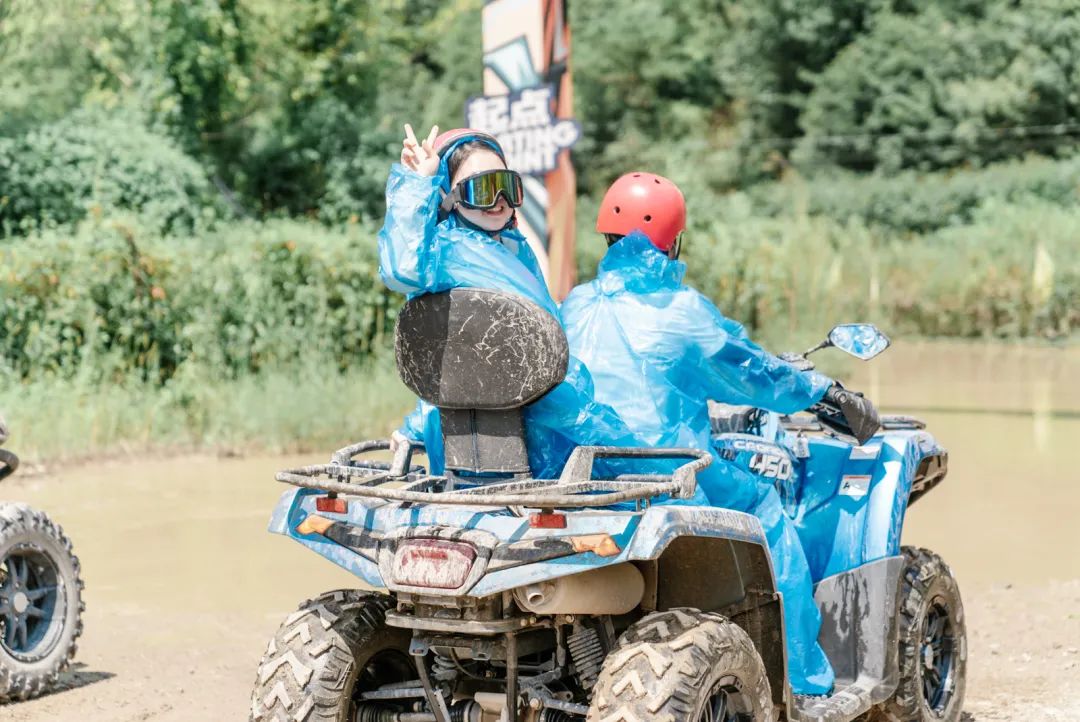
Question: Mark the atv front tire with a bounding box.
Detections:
[877,547,966,722]
[0,503,84,702]
[589,608,773,722]
[249,589,413,722]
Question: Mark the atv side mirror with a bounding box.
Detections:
[827,324,891,360]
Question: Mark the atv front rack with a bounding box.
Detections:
[276,442,711,509]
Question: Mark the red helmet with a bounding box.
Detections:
[433,128,504,160]
[596,172,686,252]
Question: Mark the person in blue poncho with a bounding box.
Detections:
[560,171,839,695]
[379,126,677,486]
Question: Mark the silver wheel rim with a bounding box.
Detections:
[0,544,66,662]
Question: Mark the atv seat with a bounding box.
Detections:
[395,289,569,477]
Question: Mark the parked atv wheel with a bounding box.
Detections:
[878,547,966,722]
[0,503,84,702]
[589,608,773,722]
[249,589,413,722]
[0,450,17,482]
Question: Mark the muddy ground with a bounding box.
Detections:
[4,458,1077,720]
[2,343,1078,721]
[5,569,1080,721]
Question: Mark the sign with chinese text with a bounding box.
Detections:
[475,0,578,300]
[466,86,581,176]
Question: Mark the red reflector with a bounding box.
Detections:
[529,512,567,529]
[392,539,476,589]
[316,496,348,514]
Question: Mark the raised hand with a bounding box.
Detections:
[400,124,440,176]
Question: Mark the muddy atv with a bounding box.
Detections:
[251,289,966,722]
[0,416,84,703]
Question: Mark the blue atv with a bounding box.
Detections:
[250,290,965,722]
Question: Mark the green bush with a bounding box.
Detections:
[745,154,1080,233]
[882,199,1079,338]
[0,350,415,464]
[678,198,1079,343]
[0,218,397,383]
[576,192,1079,346]
[0,110,216,236]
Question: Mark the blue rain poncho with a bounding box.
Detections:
[378,161,644,479]
[560,232,835,694]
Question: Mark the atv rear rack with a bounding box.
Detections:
[276,442,710,509]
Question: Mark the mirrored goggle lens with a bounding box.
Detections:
[458,170,524,209]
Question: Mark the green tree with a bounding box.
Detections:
[571,0,738,193]
[797,1,1080,171]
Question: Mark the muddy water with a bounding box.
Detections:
[3,343,1077,608]
[846,342,1080,585]
[3,454,357,617]
[1,343,1075,602]
[0,342,1077,720]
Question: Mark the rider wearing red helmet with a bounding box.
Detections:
[595,171,687,258]
[561,171,843,695]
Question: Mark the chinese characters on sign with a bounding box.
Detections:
[466,86,581,176]
[479,0,576,298]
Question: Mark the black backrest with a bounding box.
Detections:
[395,289,569,475]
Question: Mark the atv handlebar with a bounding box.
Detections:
[811,384,882,445]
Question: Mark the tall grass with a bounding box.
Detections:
[1,350,415,465]
[579,196,1079,351]
[3,184,1078,464]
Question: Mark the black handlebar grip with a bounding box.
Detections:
[824,385,882,445]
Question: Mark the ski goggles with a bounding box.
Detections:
[445,169,525,210]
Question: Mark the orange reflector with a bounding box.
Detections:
[529,512,567,529]
[316,496,348,514]
[569,533,621,557]
[296,514,334,536]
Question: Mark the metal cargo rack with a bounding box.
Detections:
[276,440,711,509]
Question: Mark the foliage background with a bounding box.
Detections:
[0,0,1077,458]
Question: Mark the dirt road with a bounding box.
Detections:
[5,562,1080,721]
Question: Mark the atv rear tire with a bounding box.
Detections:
[588,608,773,722]
[0,503,84,702]
[877,547,966,722]
[249,589,413,722]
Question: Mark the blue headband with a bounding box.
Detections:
[437,135,506,192]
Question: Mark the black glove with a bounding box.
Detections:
[816,384,881,445]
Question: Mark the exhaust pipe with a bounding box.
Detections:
[513,563,644,615]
